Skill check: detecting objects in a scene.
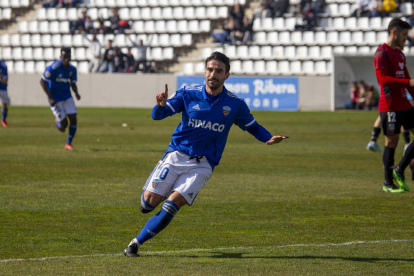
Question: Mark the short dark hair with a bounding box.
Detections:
[60,47,71,55]
[388,18,412,35]
[205,52,230,73]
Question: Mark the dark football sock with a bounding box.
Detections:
[383,146,395,182]
[403,130,410,145]
[396,142,414,173]
[371,127,381,143]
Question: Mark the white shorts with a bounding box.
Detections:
[50,97,77,122]
[0,89,10,105]
[143,151,213,206]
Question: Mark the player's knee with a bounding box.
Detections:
[60,118,69,129]
[68,114,77,125]
[140,191,156,214]
[140,205,154,214]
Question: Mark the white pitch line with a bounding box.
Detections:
[1,239,413,263]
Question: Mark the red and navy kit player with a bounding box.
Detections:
[373,18,414,193]
[123,52,289,257]
[0,60,9,127]
[40,48,81,150]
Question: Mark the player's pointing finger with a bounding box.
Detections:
[164,84,168,97]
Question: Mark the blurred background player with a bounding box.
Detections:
[40,48,81,151]
[0,60,9,127]
[123,52,289,257]
[373,18,414,193]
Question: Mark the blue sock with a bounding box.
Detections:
[136,200,179,245]
[66,125,77,145]
[1,108,7,121]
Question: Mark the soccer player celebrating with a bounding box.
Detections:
[0,60,9,127]
[374,18,414,193]
[123,52,289,257]
[40,48,81,150]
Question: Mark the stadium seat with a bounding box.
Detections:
[33,47,43,60]
[191,0,202,6]
[327,31,339,45]
[357,17,369,30]
[278,31,290,45]
[278,60,289,74]
[128,0,138,6]
[184,7,195,19]
[99,8,109,19]
[188,20,199,33]
[338,31,351,45]
[95,0,105,7]
[364,31,376,45]
[75,48,86,60]
[296,46,308,58]
[182,62,193,75]
[332,17,345,30]
[158,0,169,6]
[290,61,302,74]
[195,7,206,20]
[302,31,314,45]
[62,34,73,47]
[158,33,169,46]
[14,61,25,74]
[320,46,332,58]
[163,47,174,59]
[72,34,84,47]
[52,34,62,47]
[345,46,358,54]
[241,60,253,74]
[107,0,117,7]
[267,31,278,45]
[162,7,173,19]
[2,8,11,19]
[253,31,266,45]
[173,7,184,19]
[249,45,260,59]
[166,20,177,33]
[265,60,277,74]
[345,17,357,30]
[194,62,204,74]
[37,8,47,20]
[200,20,210,32]
[141,7,151,19]
[273,17,284,31]
[180,0,191,6]
[260,45,272,58]
[308,46,320,59]
[0,34,10,46]
[377,31,388,42]
[144,20,155,33]
[77,61,89,74]
[21,0,30,7]
[10,34,20,46]
[333,46,345,54]
[28,21,38,33]
[39,21,50,34]
[31,34,41,47]
[12,47,22,60]
[284,46,296,59]
[1,47,11,60]
[326,3,338,16]
[43,47,54,60]
[155,20,166,32]
[170,33,181,46]
[236,45,248,59]
[315,61,327,74]
[284,17,296,30]
[224,45,236,58]
[35,61,45,73]
[42,34,52,47]
[67,8,78,21]
[230,60,241,74]
[25,61,35,73]
[133,21,144,32]
[352,31,363,45]
[273,45,283,57]
[261,18,273,31]
[400,2,412,15]
[47,8,57,21]
[130,8,140,20]
[302,60,314,74]
[206,6,217,19]
[177,20,188,33]
[338,3,350,16]
[253,60,265,74]
[217,6,228,18]
[9,0,19,7]
[318,18,331,29]
[57,8,68,21]
[181,33,192,45]
[119,8,130,20]
[370,17,382,30]
[315,31,326,45]
[170,0,180,6]
[291,31,302,45]
[359,46,371,54]
[152,7,162,20]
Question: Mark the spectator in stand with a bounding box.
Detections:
[230,3,245,29]
[312,0,326,13]
[84,16,94,34]
[98,40,114,73]
[230,16,253,45]
[82,31,101,73]
[350,82,359,109]
[351,0,372,17]
[211,19,232,46]
[42,0,59,8]
[70,17,85,35]
[111,47,126,73]
[128,35,153,73]
[379,0,398,16]
[124,47,136,73]
[299,0,312,13]
[108,8,121,34]
[271,0,290,17]
[96,17,106,34]
[302,3,317,30]
[253,3,272,21]
[370,1,382,17]
[57,0,82,8]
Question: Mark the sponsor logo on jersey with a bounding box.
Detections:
[188,118,225,132]
[192,104,200,110]
[399,62,404,70]
[56,78,71,83]
[44,71,51,78]
[389,123,395,131]
[152,178,159,187]
[223,106,231,116]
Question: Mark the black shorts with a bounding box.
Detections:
[380,108,414,135]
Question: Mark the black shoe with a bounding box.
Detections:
[123,243,140,257]
[410,160,414,181]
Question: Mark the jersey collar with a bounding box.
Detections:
[202,85,228,100]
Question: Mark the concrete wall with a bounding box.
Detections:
[7,73,331,110]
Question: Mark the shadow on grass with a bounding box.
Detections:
[174,252,414,263]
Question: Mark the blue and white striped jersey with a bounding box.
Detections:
[42,60,77,102]
[152,84,266,169]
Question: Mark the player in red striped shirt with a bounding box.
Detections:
[373,18,414,193]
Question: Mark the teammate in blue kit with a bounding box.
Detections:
[40,48,81,150]
[0,60,9,127]
[123,52,289,257]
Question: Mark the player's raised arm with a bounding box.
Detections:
[266,135,289,145]
[156,84,168,107]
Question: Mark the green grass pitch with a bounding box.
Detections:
[1,107,414,275]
